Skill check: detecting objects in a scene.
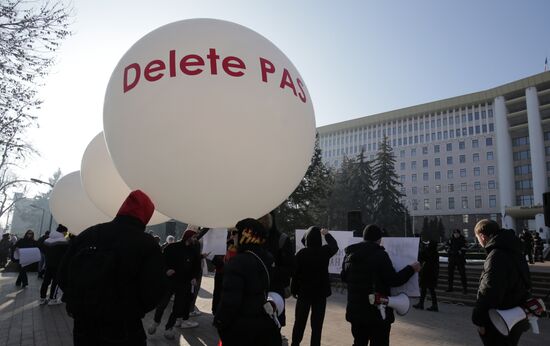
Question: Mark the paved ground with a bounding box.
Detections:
[0,267,549,346]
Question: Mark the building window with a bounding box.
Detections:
[435,185,441,193]
[411,161,417,170]
[447,170,453,179]
[447,156,453,165]
[486,137,493,146]
[474,167,480,176]
[463,214,469,223]
[488,180,496,189]
[400,175,406,183]
[412,174,417,182]
[459,141,465,150]
[461,183,467,192]
[515,179,533,190]
[435,171,441,180]
[516,195,533,207]
[411,148,416,156]
[423,159,428,168]
[472,139,479,148]
[446,143,452,151]
[424,199,430,210]
[400,150,405,158]
[423,172,429,181]
[412,187,417,195]
[400,162,406,170]
[459,155,466,163]
[436,198,442,210]
[448,184,454,192]
[462,196,468,209]
[423,186,429,194]
[512,136,529,147]
[423,146,428,155]
[435,158,441,166]
[473,153,480,162]
[475,195,482,208]
[513,150,530,160]
[487,166,495,175]
[488,195,496,208]
[487,151,494,160]
[449,197,455,209]
[460,168,466,177]
[434,145,440,153]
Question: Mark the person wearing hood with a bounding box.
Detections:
[413,236,440,312]
[14,229,38,288]
[472,220,532,346]
[214,218,282,346]
[147,227,202,340]
[446,229,468,294]
[290,227,338,346]
[162,235,175,251]
[39,224,69,305]
[341,224,421,346]
[57,190,167,346]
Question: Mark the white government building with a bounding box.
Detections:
[317,72,550,240]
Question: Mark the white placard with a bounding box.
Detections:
[202,228,228,256]
[15,247,41,267]
[381,237,420,297]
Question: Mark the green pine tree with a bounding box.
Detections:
[372,136,405,235]
[348,149,375,225]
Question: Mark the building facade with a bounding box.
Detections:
[317,72,550,239]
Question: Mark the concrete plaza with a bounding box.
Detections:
[0,270,548,346]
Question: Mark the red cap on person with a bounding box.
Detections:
[116,190,155,225]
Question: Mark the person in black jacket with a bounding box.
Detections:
[0,233,11,268]
[446,229,468,294]
[215,218,282,346]
[39,224,69,305]
[258,212,294,327]
[148,228,202,339]
[472,220,531,346]
[519,228,534,264]
[413,237,440,312]
[14,229,38,288]
[533,232,545,263]
[36,230,50,279]
[57,190,167,346]
[342,224,420,346]
[291,227,338,346]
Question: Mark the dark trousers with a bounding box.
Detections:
[16,264,28,286]
[448,258,467,290]
[524,249,534,264]
[291,297,327,346]
[73,317,146,346]
[418,287,437,307]
[190,274,202,312]
[350,320,391,346]
[212,272,224,314]
[40,267,60,299]
[153,282,192,329]
[534,248,544,262]
[478,322,524,346]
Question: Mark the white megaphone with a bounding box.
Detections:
[369,292,410,320]
[489,298,546,336]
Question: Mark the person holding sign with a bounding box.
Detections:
[14,229,38,288]
[341,224,420,346]
[291,227,338,346]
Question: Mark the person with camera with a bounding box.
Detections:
[342,224,421,346]
[472,220,532,346]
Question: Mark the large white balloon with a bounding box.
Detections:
[103,19,316,227]
[80,132,170,225]
[49,171,110,235]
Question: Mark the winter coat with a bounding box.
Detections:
[472,229,531,328]
[418,241,439,289]
[0,238,11,257]
[214,245,280,345]
[43,231,69,270]
[447,235,466,262]
[342,241,415,324]
[162,240,202,285]
[265,228,294,297]
[291,231,338,300]
[57,191,167,322]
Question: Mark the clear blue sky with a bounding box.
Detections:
[22,0,550,183]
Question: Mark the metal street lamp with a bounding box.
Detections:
[30,204,45,236]
[30,178,54,231]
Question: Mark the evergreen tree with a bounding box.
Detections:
[372,136,405,235]
[326,155,354,229]
[274,134,332,235]
[348,149,375,225]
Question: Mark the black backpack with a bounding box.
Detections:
[66,229,120,319]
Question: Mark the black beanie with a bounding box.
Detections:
[236,218,267,246]
[56,224,68,233]
[363,224,382,242]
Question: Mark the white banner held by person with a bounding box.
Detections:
[14,247,41,267]
[381,237,420,297]
[202,228,228,256]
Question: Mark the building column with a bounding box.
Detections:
[494,96,515,229]
[526,87,549,238]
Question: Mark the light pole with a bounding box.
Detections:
[30,178,54,231]
[30,204,45,236]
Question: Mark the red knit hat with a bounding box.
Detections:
[116,190,155,225]
[182,229,197,243]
